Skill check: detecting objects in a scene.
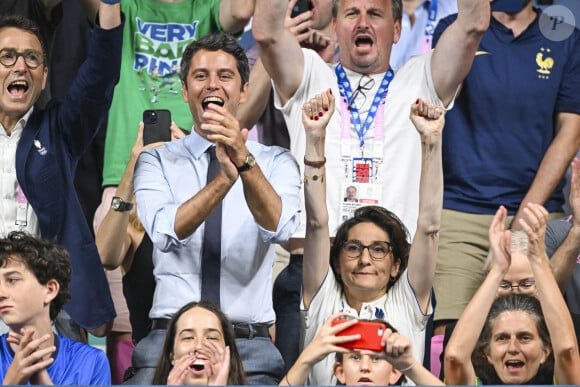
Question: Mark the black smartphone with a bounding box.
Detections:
[291,0,313,18]
[143,109,171,145]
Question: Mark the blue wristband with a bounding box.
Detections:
[101,0,120,4]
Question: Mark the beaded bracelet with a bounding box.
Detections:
[304,156,326,168]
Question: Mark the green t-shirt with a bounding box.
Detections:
[103,0,222,186]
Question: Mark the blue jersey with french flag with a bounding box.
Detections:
[433,8,580,214]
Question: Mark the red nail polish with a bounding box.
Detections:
[319,112,323,117]
[314,116,319,121]
[415,98,420,105]
[329,89,333,95]
[310,116,314,120]
[324,107,329,112]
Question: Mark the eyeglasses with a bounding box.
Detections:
[342,240,392,260]
[0,49,44,69]
[348,75,375,110]
[498,279,536,293]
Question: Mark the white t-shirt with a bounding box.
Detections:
[275,49,444,239]
[301,268,432,386]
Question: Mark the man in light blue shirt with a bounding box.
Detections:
[390,0,457,70]
[130,33,301,385]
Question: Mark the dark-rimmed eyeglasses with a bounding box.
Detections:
[0,49,44,69]
[342,240,392,260]
[498,279,536,293]
[348,74,375,110]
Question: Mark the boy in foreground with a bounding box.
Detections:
[0,232,110,385]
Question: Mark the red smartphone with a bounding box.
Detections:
[331,319,389,352]
[143,109,171,145]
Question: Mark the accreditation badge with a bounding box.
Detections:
[339,182,382,223]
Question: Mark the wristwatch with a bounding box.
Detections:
[236,153,256,173]
[111,196,134,212]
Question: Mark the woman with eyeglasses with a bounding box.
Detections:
[299,89,445,385]
[444,203,580,385]
[485,230,538,296]
[438,160,580,382]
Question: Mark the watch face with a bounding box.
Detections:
[237,153,256,173]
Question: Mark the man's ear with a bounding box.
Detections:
[43,279,59,305]
[392,18,402,44]
[239,82,249,104]
[42,66,48,91]
[334,361,346,384]
[181,81,188,103]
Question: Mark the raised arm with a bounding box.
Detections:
[550,158,580,292]
[406,99,444,312]
[96,125,142,270]
[431,0,489,106]
[98,0,121,29]
[253,0,306,105]
[237,0,330,130]
[302,89,334,308]
[218,0,254,33]
[445,206,512,385]
[96,123,181,270]
[518,202,580,385]
[235,57,273,130]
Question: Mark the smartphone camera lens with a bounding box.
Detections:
[144,110,158,124]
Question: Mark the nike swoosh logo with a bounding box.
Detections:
[475,51,490,56]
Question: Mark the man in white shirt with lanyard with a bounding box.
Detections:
[254,0,489,243]
[253,0,490,380]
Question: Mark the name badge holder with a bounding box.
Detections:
[336,65,392,221]
[16,185,28,229]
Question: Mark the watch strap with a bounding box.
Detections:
[236,153,255,173]
[111,196,134,212]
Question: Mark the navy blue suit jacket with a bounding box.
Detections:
[14,19,123,329]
